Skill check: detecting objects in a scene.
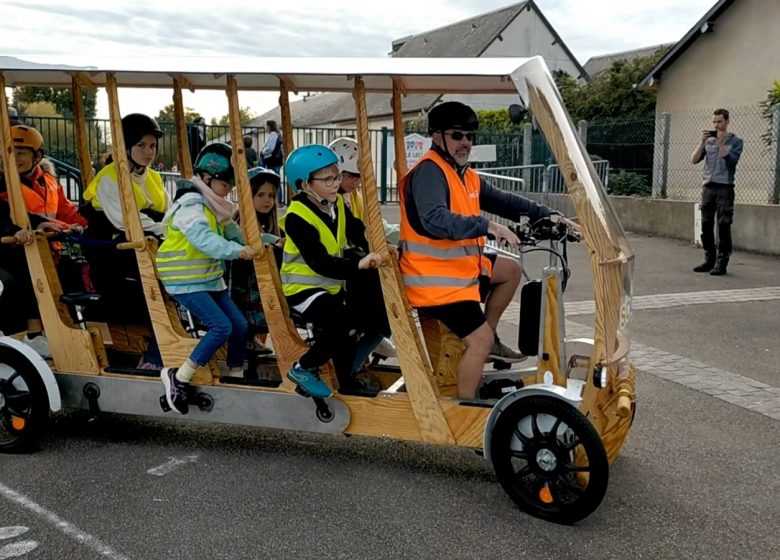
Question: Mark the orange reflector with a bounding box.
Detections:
[11,417,26,431]
[539,485,553,504]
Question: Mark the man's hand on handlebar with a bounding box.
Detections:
[238,246,257,260]
[487,221,520,249]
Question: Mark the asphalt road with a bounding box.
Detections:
[1,212,778,560]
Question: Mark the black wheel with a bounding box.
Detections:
[490,395,609,524]
[0,346,49,453]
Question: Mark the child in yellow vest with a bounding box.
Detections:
[280,145,389,398]
[157,143,255,414]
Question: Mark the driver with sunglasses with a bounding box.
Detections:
[398,101,564,400]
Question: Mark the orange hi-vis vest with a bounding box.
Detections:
[399,150,485,307]
[21,168,59,219]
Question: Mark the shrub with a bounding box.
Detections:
[607,170,651,197]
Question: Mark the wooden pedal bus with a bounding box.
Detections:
[0,56,636,523]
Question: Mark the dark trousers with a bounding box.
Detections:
[296,270,390,382]
[700,182,735,258]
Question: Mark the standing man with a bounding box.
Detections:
[691,108,743,275]
[399,101,576,400]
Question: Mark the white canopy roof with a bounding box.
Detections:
[1,56,535,93]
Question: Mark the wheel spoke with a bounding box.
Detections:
[549,416,562,438]
[6,391,32,410]
[5,371,21,385]
[562,438,581,452]
[558,476,585,496]
[509,448,528,460]
[561,462,590,473]
[512,464,533,482]
[513,426,531,446]
[531,413,542,439]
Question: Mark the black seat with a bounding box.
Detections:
[60,292,103,307]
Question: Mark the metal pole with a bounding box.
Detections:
[380,127,388,204]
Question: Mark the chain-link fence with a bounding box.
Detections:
[653,105,779,204]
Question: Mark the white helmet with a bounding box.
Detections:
[328,137,359,175]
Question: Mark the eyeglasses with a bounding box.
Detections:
[342,171,361,179]
[445,131,476,142]
[310,173,342,187]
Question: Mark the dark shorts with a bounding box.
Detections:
[418,300,486,339]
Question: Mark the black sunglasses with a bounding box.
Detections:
[445,131,476,142]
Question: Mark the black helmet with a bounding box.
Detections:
[121,113,163,147]
[194,142,235,185]
[427,101,479,133]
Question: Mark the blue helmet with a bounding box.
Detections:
[194,142,234,185]
[284,144,339,193]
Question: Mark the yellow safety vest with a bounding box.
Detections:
[280,196,347,297]
[83,162,168,213]
[155,204,224,287]
[346,190,365,222]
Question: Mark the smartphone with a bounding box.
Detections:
[708,130,717,138]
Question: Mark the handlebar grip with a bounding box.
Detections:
[1,236,19,245]
[616,395,632,418]
[117,240,146,251]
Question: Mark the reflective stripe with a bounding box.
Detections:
[401,274,479,288]
[280,273,342,288]
[158,264,222,279]
[156,250,187,258]
[400,240,481,259]
[156,258,216,269]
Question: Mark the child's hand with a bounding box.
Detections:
[37,221,64,233]
[14,229,35,245]
[358,252,382,269]
[239,246,257,260]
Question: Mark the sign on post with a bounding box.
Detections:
[403,133,432,170]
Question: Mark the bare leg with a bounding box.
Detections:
[458,322,494,399]
[484,255,522,332]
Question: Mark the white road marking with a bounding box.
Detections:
[0,483,130,560]
[146,455,198,476]
[0,540,39,559]
[0,528,27,541]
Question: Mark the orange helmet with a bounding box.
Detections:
[11,125,44,152]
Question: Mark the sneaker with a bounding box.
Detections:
[160,367,189,414]
[23,334,52,359]
[488,336,526,363]
[373,337,397,359]
[287,363,332,398]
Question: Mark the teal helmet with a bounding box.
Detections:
[284,144,339,193]
[248,166,281,190]
[194,142,234,185]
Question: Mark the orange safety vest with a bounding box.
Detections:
[21,168,60,219]
[399,150,485,307]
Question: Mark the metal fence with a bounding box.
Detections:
[18,109,780,206]
[653,105,780,204]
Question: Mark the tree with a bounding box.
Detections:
[759,80,780,149]
[208,106,257,139]
[12,86,97,119]
[155,104,202,124]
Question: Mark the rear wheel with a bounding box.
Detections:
[0,346,49,453]
[490,395,608,524]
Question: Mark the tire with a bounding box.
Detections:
[0,346,49,453]
[490,395,609,524]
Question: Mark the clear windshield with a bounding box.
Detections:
[511,56,634,364]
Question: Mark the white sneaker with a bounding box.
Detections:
[23,334,52,359]
[373,337,397,359]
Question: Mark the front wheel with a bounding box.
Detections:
[0,346,49,453]
[490,395,609,524]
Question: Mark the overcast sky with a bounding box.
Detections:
[2,0,718,120]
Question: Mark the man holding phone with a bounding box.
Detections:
[691,108,744,275]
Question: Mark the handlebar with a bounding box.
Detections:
[510,215,580,246]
